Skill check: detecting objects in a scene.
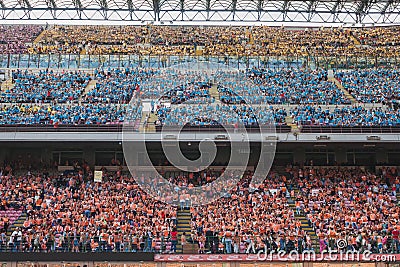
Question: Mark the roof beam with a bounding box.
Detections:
[331,0,341,13]
[382,0,394,13]
[127,0,134,20]
[206,0,210,20]
[180,0,184,20]
[153,0,159,21]
[100,0,108,19]
[307,0,316,21]
[19,0,31,9]
[308,0,316,12]
[46,0,56,8]
[282,0,289,21]
[257,0,263,20]
[100,0,108,9]
[73,0,82,19]
[356,0,373,23]
[232,0,237,20]
[73,0,82,9]
[45,0,57,18]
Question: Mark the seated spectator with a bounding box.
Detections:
[335,68,400,105]
[2,69,90,103]
[290,105,400,126]
[82,68,156,104]
[155,104,286,127]
[0,103,141,126]
[0,25,43,54]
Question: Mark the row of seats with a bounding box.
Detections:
[335,68,400,104]
[290,105,400,127]
[0,104,141,126]
[2,70,90,103]
[190,167,400,254]
[0,25,395,57]
[155,105,286,126]
[0,165,179,253]
[1,166,399,254]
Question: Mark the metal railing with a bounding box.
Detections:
[1,54,398,71]
[300,125,400,134]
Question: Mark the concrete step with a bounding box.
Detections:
[33,27,49,44]
[329,77,357,104]
[1,78,13,92]
[7,212,27,237]
[139,112,157,132]
[209,84,219,99]
[176,209,192,254]
[285,192,319,253]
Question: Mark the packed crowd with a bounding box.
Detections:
[190,167,400,254]
[0,165,399,253]
[290,105,400,126]
[354,27,400,48]
[155,104,286,126]
[25,25,400,57]
[2,70,90,104]
[82,68,156,104]
[335,68,400,105]
[162,82,212,104]
[217,69,351,105]
[138,69,214,99]
[0,25,43,54]
[0,67,398,127]
[0,167,178,252]
[0,103,141,126]
[288,167,400,253]
[247,69,351,105]
[190,171,311,254]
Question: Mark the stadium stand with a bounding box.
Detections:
[82,68,155,104]
[24,26,400,57]
[1,167,399,254]
[0,25,43,54]
[155,104,286,126]
[290,105,400,127]
[0,24,400,265]
[1,70,90,103]
[335,68,400,105]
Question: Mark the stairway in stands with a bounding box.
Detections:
[349,32,362,46]
[6,211,27,236]
[209,84,220,103]
[33,27,49,45]
[286,186,320,253]
[285,115,299,133]
[176,209,191,253]
[329,77,357,104]
[139,111,157,132]
[78,79,97,104]
[1,78,13,92]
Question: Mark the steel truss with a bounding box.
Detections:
[0,0,399,23]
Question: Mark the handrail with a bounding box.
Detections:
[300,125,400,134]
[155,124,291,133]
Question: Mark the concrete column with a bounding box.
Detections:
[376,148,388,164]
[293,146,305,165]
[82,145,96,167]
[335,146,347,164]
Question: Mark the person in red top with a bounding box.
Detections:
[170,228,178,253]
[392,227,399,253]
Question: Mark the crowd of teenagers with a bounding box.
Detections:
[0,67,398,126]
[0,25,399,57]
[1,164,400,254]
